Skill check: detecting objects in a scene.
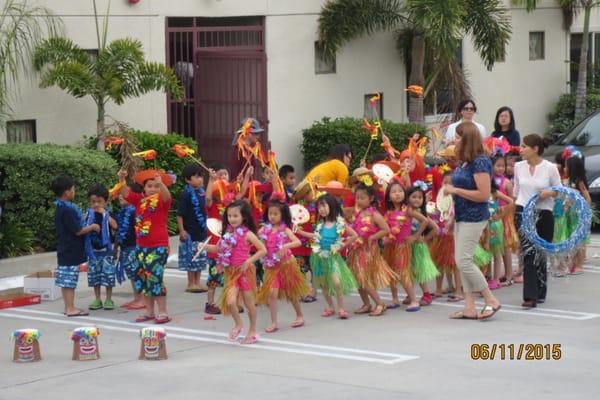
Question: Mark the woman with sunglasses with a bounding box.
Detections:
[444,100,488,144]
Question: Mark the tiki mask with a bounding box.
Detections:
[71,327,100,361]
[11,329,41,363]
[139,327,167,360]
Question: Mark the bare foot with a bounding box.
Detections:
[265,324,279,333]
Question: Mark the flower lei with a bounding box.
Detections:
[311,216,345,256]
[216,226,248,269]
[117,205,135,244]
[259,223,288,268]
[135,194,159,238]
[55,199,83,225]
[185,185,207,235]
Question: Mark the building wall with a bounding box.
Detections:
[0,0,405,173]
[462,2,568,137]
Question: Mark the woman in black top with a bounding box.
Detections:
[491,106,520,146]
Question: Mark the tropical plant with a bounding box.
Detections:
[317,0,511,123]
[32,0,183,137]
[0,0,62,126]
[516,0,600,122]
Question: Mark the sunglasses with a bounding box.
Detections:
[462,107,475,111]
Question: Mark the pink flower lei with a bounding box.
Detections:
[216,226,248,269]
[259,223,288,268]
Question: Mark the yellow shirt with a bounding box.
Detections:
[305,159,349,186]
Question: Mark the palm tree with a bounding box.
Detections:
[318,0,511,123]
[516,0,598,122]
[32,0,183,137]
[0,0,62,126]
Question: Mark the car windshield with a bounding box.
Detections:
[558,112,600,146]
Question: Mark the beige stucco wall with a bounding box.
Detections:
[461,1,568,138]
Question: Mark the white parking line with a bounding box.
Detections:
[362,292,600,321]
[0,308,418,365]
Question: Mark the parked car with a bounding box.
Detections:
[544,110,600,213]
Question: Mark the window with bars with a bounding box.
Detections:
[6,120,36,143]
[314,42,336,74]
[529,32,545,60]
[364,93,383,120]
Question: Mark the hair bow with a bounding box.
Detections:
[562,145,582,161]
[413,180,429,192]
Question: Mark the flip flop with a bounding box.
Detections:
[127,303,146,310]
[265,326,279,333]
[405,306,421,312]
[135,314,155,323]
[321,309,335,317]
[241,335,259,345]
[154,315,172,324]
[229,327,243,341]
[449,311,478,320]
[291,321,304,328]
[479,304,502,321]
[338,310,349,319]
[66,310,89,317]
[447,296,464,303]
[386,303,401,309]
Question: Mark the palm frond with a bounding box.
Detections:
[511,0,540,11]
[405,0,466,58]
[39,61,96,98]
[33,37,91,71]
[317,0,406,62]
[464,0,512,69]
[137,62,183,101]
[0,0,63,125]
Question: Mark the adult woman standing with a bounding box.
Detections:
[491,106,520,146]
[444,122,501,320]
[303,144,352,186]
[444,99,488,144]
[513,134,561,308]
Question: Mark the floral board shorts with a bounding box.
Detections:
[134,246,168,297]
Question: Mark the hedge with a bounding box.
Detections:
[547,87,600,135]
[301,117,426,172]
[88,130,199,235]
[0,143,118,252]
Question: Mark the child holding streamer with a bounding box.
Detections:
[347,182,397,317]
[205,200,267,344]
[297,194,358,319]
[257,195,310,332]
[383,180,426,311]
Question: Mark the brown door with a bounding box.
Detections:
[194,50,268,176]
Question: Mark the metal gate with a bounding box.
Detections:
[195,50,267,173]
[166,18,267,174]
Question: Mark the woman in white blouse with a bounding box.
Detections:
[513,134,561,309]
[444,99,488,144]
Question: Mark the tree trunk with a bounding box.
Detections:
[96,100,106,150]
[408,33,425,124]
[574,4,592,122]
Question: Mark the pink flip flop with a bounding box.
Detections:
[135,314,155,323]
[241,335,259,345]
[291,320,305,328]
[228,327,243,341]
[265,326,279,333]
[321,309,335,317]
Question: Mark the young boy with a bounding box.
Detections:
[51,175,99,317]
[177,164,213,293]
[86,185,118,310]
[116,191,144,310]
[279,164,296,200]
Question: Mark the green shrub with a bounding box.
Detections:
[0,144,118,252]
[301,117,426,172]
[88,131,199,235]
[548,87,600,135]
[0,224,34,258]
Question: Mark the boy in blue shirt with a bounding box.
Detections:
[51,175,99,317]
[177,164,214,293]
[85,184,117,310]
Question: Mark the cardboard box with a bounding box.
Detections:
[0,293,41,310]
[23,270,62,301]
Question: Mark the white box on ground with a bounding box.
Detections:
[23,270,61,301]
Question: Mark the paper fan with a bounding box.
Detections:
[290,204,310,226]
[372,163,395,184]
[206,218,222,237]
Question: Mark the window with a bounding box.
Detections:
[84,49,99,62]
[314,42,336,74]
[6,120,36,143]
[529,32,545,60]
[364,93,383,119]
